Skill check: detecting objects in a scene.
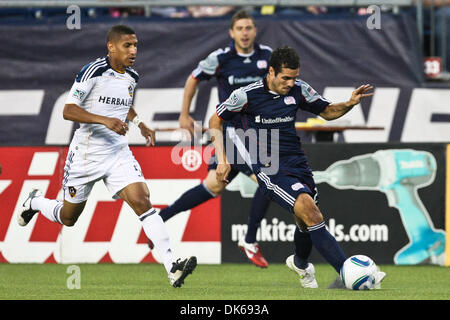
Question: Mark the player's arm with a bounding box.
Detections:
[209,88,248,183]
[179,75,201,137]
[63,103,128,136]
[320,84,373,120]
[209,113,230,183]
[126,107,155,146]
[64,66,129,136]
[181,50,220,137]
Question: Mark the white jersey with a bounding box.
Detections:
[65,56,139,156]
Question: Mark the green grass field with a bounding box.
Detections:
[0,263,449,300]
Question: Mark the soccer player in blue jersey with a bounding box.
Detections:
[210,46,386,288]
[18,25,197,288]
[157,10,273,268]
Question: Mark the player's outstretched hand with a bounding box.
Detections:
[216,163,231,184]
[349,84,374,106]
[179,114,202,140]
[104,117,129,136]
[138,123,156,147]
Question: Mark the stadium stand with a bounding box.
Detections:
[0,0,447,77]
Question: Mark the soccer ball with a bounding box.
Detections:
[340,255,378,290]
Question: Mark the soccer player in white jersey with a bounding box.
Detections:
[18,25,197,288]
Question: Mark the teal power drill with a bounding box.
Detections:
[313,149,446,265]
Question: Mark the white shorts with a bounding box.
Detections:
[62,145,146,203]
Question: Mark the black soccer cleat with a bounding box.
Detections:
[17,189,41,226]
[168,256,197,288]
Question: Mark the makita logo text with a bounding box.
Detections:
[232,218,296,242]
[98,96,132,106]
[231,218,389,243]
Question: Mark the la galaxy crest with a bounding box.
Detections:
[128,85,134,97]
[68,186,77,198]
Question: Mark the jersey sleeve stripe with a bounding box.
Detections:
[216,110,225,120]
[79,60,103,81]
[126,67,139,82]
[258,44,273,52]
[191,66,204,78]
[82,62,107,82]
[79,58,106,82]
[243,83,263,92]
[216,103,227,116]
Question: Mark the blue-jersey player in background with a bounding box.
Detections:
[155,10,273,268]
[210,46,386,288]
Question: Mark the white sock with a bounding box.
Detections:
[140,208,174,274]
[31,196,63,224]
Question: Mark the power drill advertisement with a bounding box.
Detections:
[221,143,447,265]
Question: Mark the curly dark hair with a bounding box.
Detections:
[269,45,300,75]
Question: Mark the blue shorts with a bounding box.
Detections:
[255,157,319,214]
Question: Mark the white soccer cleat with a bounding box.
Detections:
[286,255,318,288]
[17,189,42,226]
[168,256,197,288]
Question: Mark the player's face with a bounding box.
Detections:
[268,66,299,96]
[108,34,138,70]
[229,18,257,53]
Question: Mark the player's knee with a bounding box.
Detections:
[61,215,78,227]
[206,182,225,195]
[204,177,225,195]
[294,193,323,226]
[306,212,323,226]
[60,207,82,227]
[204,170,226,195]
[64,219,76,227]
[130,196,151,214]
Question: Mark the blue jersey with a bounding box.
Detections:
[192,41,272,103]
[216,76,330,173]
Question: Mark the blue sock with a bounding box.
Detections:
[293,227,312,270]
[159,183,215,222]
[245,187,271,244]
[308,221,347,273]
